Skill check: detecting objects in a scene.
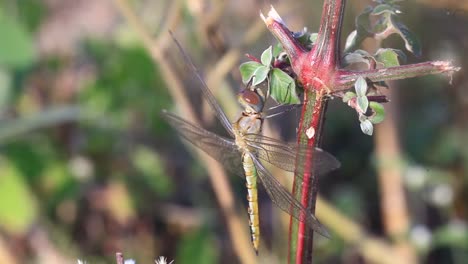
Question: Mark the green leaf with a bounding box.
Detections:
[354,76,368,97]
[375,48,401,67]
[357,96,369,113]
[371,4,397,15]
[0,15,36,68]
[270,68,300,104]
[0,158,38,235]
[343,91,356,103]
[390,16,422,57]
[373,15,391,34]
[369,102,385,124]
[252,65,270,86]
[293,28,311,47]
[360,119,374,136]
[342,50,372,68]
[344,30,358,52]
[261,46,273,66]
[239,61,263,84]
[309,33,318,44]
[272,42,283,57]
[344,7,373,52]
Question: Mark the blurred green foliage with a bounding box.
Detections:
[0,158,38,234]
[0,8,36,68]
[176,228,218,264]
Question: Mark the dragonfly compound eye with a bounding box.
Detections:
[239,89,264,113]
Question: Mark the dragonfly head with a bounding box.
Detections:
[238,89,264,114]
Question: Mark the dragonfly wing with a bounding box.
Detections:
[161,110,246,178]
[246,135,296,172]
[170,33,235,137]
[250,153,331,238]
[309,148,341,175]
[246,134,340,176]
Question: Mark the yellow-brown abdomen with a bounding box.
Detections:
[243,153,260,254]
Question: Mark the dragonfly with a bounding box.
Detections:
[162,35,340,254]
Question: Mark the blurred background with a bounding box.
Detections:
[0,0,467,263]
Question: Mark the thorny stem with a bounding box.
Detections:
[313,0,345,67]
[261,9,306,73]
[290,90,327,263]
[261,0,459,263]
[335,61,461,91]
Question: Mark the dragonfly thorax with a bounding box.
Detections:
[233,112,263,150]
[235,113,263,134]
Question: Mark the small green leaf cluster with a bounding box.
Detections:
[239,27,321,105]
[343,77,385,136]
[239,46,300,104]
[343,48,406,69]
[341,0,419,136]
[344,0,421,57]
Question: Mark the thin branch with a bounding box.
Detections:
[155,0,182,51]
[335,61,460,91]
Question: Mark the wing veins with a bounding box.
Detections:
[250,154,331,238]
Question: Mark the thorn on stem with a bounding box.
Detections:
[260,5,285,25]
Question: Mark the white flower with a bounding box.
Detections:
[155,256,174,264]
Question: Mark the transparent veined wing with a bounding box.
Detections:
[250,153,330,238]
[245,134,340,176]
[161,110,247,177]
[170,32,235,137]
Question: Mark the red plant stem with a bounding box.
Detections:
[289,90,327,264]
[289,1,345,263]
[263,1,346,263]
[312,0,345,67]
[335,61,460,91]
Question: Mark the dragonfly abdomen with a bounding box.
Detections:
[242,152,260,254]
